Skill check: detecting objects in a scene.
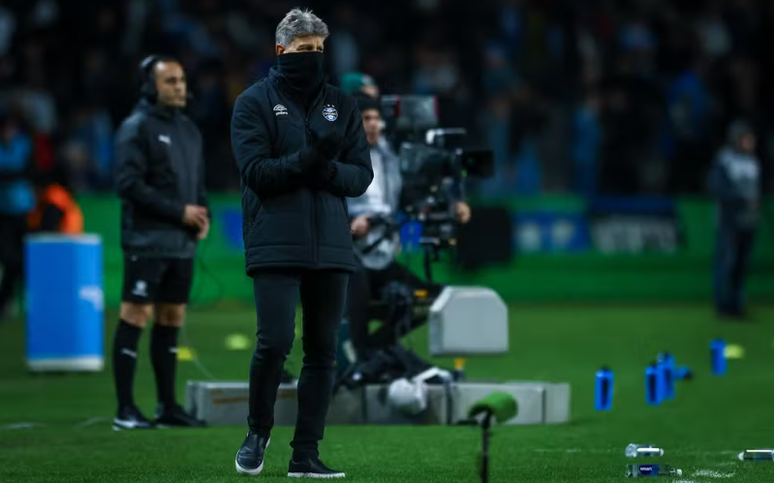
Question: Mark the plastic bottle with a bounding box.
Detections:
[626,464,682,477]
[657,352,675,400]
[645,363,662,405]
[595,366,613,411]
[710,338,727,376]
[738,449,774,461]
[626,444,665,458]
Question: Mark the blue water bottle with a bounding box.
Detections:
[710,338,727,376]
[657,352,675,400]
[595,366,614,411]
[645,363,662,406]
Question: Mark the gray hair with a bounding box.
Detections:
[275,8,329,47]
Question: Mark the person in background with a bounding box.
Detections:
[346,94,471,361]
[27,163,84,234]
[111,55,209,430]
[339,72,379,99]
[571,87,603,197]
[0,106,35,319]
[708,120,760,319]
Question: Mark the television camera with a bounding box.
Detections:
[362,95,494,283]
[336,95,503,396]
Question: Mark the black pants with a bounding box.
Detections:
[0,214,27,312]
[249,269,348,458]
[347,260,440,360]
[713,226,756,316]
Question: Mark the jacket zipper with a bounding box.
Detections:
[305,116,317,264]
[304,87,326,265]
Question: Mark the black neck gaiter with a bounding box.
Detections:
[276,52,325,105]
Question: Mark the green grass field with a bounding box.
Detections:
[2,303,774,482]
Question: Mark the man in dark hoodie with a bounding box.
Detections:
[111,55,209,430]
[230,8,373,479]
[708,120,761,319]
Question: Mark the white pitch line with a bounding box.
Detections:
[0,422,45,431]
[74,417,111,428]
[533,449,609,454]
[694,470,735,479]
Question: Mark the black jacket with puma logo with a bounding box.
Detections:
[115,100,208,258]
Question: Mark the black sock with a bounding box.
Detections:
[151,324,180,408]
[112,319,142,409]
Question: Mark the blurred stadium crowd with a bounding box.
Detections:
[1,0,772,197]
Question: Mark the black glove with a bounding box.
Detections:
[299,145,323,174]
[305,159,337,190]
[301,131,341,183]
[314,131,342,162]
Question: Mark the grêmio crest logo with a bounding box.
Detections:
[322,104,338,121]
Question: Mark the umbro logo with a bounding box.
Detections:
[273,104,288,116]
[158,134,171,145]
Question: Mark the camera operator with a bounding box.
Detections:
[346,94,471,361]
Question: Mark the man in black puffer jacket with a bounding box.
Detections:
[230,8,373,479]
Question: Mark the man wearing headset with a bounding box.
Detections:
[111,55,208,430]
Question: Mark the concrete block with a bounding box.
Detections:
[185,381,365,426]
[185,380,570,427]
[507,381,571,424]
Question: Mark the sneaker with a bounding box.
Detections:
[235,431,271,476]
[288,457,345,478]
[113,405,156,431]
[154,403,206,428]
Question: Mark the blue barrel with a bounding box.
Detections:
[25,234,104,372]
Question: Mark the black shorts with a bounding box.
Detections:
[121,255,194,305]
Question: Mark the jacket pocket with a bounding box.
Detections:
[242,190,262,226]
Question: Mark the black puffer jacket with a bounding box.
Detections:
[115,100,208,258]
[231,68,373,274]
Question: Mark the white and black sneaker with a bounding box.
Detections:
[113,405,156,431]
[235,430,270,476]
[288,457,345,478]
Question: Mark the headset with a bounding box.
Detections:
[139,54,193,106]
[139,54,162,103]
